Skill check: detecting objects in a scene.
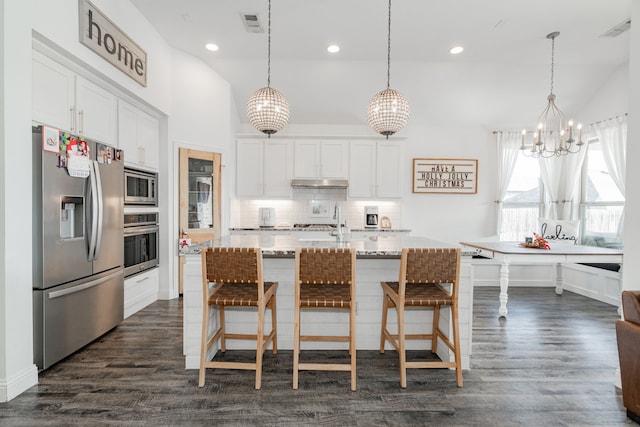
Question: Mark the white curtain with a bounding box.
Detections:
[590,115,627,237]
[539,148,587,220]
[495,131,522,234]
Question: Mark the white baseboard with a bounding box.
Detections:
[0,364,38,402]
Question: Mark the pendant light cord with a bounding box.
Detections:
[267,0,272,88]
[549,34,555,95]
[386,0,391,89]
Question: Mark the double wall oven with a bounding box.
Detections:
[124,212,159,277]
[124,167,159,278]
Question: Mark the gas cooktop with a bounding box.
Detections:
[293,223,337,229]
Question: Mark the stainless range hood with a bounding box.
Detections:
[291,179,349,189]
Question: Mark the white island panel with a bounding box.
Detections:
[182,235,474,370]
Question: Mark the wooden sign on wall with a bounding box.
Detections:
[413,158,478,194]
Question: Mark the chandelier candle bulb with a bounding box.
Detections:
[577,123,583,144]
[568,120,574,143]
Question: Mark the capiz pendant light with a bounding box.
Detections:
[247,0,290,137]
[367,0,410,138]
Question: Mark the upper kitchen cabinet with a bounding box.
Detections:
[117,100,159,170]
[349,140,402,198]
[293,140,348,179]
[32,51,117,144]
[236,139,292,197]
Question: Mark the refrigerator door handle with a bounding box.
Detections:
[87,161,99,261]
[93,160,104,260]
[47,269,123,299]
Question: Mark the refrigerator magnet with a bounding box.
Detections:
[42,126,60,154]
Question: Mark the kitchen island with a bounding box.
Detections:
[180,235,475,370]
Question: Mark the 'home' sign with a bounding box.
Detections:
[79,0,147,87]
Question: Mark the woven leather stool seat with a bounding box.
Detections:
[210,282,277,307]
[383,282,453,306]
[380,247,462,388]
[199,247,278,390]
[299,284,352,308]
[293,247,357,391]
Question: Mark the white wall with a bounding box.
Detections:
[32,0,173,114]
[578,63,629,124]
[401,124,497,244]
[167,48,235,299]
[234,122,496,244]
[622,1,640,293]
[0,0,39,402]
[0,0,235,401]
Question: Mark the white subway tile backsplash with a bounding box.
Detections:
[232,190,402,229]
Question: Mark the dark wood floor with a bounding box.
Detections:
[0,287,634,426]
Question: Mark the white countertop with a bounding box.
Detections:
[181,234,462,258]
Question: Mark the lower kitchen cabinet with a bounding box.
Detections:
[124,267,159,319]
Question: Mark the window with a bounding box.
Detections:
[499,155,543,241]
[580,140,624,248]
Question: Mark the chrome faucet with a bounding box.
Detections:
[333,203,344,242]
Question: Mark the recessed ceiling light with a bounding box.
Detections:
[327,45,340,53]
[205,43,219,52]
[450,46,464,55]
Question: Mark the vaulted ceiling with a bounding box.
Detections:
[131,0,631,130]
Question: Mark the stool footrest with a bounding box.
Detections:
[405,361,456,369]
[298,363,353,372]
[203,361,258,371]
[300,335,350,342]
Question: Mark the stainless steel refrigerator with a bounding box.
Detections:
[32,126,124,370]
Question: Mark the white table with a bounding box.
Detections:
[460,241,623,317]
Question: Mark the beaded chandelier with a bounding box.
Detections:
[367,0,410,138]
[247,0,290,137]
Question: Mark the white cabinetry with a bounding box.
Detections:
[293,140,348,179]
[32,51,117,144]
[118,100,159,170]
[349,140,402,198]
[236,139,292,197]
[124,267,159,319]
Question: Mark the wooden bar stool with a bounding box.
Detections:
[198,247,278,390]
[293,247,357,391]
[380,247,462,388]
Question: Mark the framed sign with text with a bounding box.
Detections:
[413,158,478,194]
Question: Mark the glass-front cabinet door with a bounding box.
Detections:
[179,148,221,243]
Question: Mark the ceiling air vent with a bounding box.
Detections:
[240,13,264,33]
[601,18,631,37]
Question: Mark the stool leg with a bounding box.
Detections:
[198,302,209,387]
[431,306,440,353]
[219,306,227,353]
[255,304,265,390]
[452,303,463,387]
[293,299,301,390]
[350,301,357,391]
[397,302,407,388]
[380,293,389,353]
[270,295,278,354]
